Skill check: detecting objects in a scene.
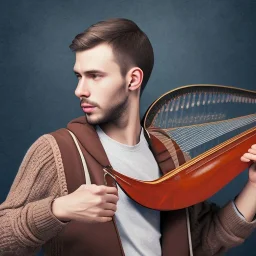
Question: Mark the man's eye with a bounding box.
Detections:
[91,74,100,79]
[76,75,81,80]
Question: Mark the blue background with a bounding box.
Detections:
[0,0,255,255]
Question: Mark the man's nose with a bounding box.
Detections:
[75,80,90,98]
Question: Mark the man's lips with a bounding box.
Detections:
[81,103,96,113]
[81,103,95,108]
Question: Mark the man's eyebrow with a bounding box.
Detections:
[73,69,107,75]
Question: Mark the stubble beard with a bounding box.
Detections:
[85,96,129,126]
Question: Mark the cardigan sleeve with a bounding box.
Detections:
[0,135,68,256]
[189,200,256,256]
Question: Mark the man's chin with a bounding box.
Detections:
[84,114,103,126]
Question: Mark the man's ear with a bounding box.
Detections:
[128,67,143,91]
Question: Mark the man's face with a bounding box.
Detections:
[73,43,129,125]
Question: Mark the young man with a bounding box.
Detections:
[0,18,256,256]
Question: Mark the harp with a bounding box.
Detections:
[104,84,256,210]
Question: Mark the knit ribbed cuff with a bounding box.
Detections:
[218,201,256,238]
[32,196,67,241]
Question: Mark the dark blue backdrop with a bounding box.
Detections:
[0,0,255,255]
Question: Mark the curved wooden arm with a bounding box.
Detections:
[104,127,255,210]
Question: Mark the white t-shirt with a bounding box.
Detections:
[96,125,161,256]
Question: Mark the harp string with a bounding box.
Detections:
[149,88,256,160]
[166,114,256,157]
[153,91,256,129]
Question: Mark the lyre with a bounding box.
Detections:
[105,84,256,210]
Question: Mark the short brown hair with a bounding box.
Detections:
[69,18,154,94]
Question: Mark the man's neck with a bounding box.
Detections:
[99,115,142,146]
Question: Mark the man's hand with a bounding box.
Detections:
[51,184,119,223]
[234,144,256,221]
[241,144,256,187]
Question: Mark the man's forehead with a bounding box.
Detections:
[73,44,118,71]
[75,44,114,60]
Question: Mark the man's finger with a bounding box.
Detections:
[241,156,250,162]
[99,209,116,217]
[98,216,113,222]
[251,144,256,150]
[248,148,256,155]
[103,202,118,211]
[105,186,118,196]
[242,153,256,161]
[105,194,119,204]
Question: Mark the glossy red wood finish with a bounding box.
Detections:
[104,128,255,210]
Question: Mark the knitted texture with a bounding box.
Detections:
[0,135,67,256]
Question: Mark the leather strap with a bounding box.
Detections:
[67,129,91,185]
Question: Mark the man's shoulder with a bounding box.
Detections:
[25,128,71,164]
[23,134,61,166]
